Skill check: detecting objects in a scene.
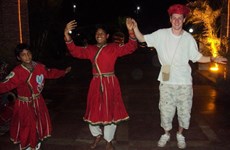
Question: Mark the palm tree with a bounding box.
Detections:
[186,0,222,57]
[186,0,230,82]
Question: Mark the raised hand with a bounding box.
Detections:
[126,17,134,31]
[126,18,136,39]
[64,20,77,42]
[131,19,138,29]
[64,20,77,35]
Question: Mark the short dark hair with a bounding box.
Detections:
[15,43,30,57]
[95,24,109,34]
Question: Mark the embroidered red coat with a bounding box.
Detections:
[0,62,66,149]
[66,38,137,125]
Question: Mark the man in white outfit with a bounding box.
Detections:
[131,3,227,149]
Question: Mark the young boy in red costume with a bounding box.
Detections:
[0,43,71,150]
[64,18,137,150]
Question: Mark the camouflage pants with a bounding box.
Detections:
[159,83,193,131]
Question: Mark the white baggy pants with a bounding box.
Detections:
[89,124,117,142]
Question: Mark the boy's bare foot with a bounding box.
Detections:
[90,135,102,149]
[106,142,114,150]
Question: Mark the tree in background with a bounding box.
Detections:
[186,0,222,57]
[186,0,229,82]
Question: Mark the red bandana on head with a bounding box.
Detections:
[167,4,190,16]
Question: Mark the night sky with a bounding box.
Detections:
[61,0,189,33]
[27,0,195,67]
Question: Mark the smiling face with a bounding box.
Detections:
[170,13,185,33]
[17,49,32,64]
[95,28,109,47]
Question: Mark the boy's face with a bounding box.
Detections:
[17,49,32,64]
[95,28,109,45]
[170,13,185,31]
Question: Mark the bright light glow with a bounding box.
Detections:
[208,37,220,72]
[189,28,193,33]
[73,4,76,8]
[210,63,219,72]
[137,6,140,10]
[207,37,220,58]
[207,102,216,111]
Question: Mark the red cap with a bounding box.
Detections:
[167,4,190,16]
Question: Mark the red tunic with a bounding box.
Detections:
[66,38,137,125]
[0,62,66,149]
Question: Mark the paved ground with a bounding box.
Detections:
[1,50,230,150]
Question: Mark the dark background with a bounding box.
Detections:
[27,0,193,67]
[61,0,189,32]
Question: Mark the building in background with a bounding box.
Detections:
[0,0,29,65]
